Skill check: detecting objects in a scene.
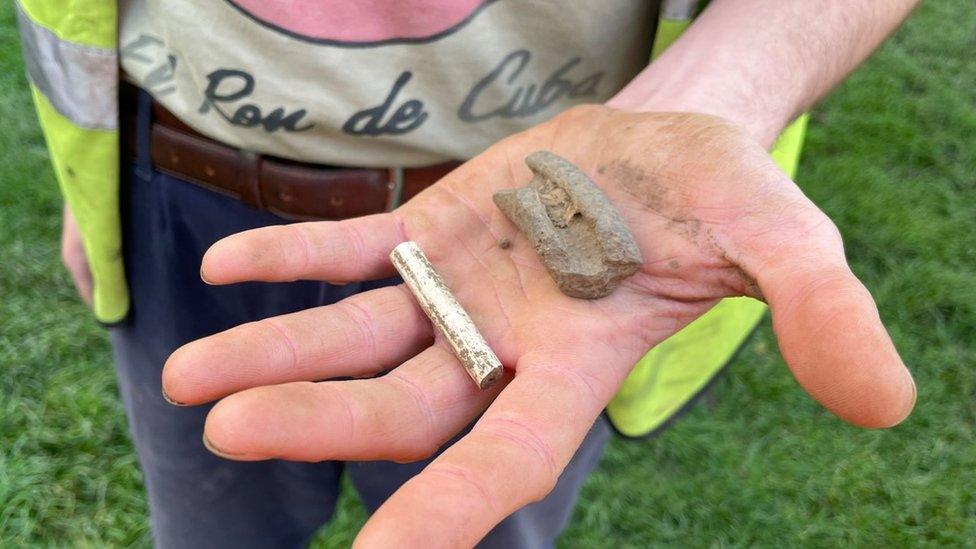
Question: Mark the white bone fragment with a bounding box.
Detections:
[390,241,503,389]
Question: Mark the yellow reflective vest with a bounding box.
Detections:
[16,0,125,323]
[15,0,808,438]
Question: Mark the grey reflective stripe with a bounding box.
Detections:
[15,2,117,131]
[661,0,699,21]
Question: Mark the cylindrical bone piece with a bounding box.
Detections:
[390,241,503,389]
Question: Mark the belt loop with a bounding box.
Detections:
[134,90,154,181]
[386,167,405,211]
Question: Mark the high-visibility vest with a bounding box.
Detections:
[15,0,125,324]
[15,0,808,438]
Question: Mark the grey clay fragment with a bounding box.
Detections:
[493,151,643,299]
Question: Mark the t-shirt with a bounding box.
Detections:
[119,0,658,167]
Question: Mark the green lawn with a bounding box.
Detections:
[2,2,974,547]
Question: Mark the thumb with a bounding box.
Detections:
[752,224,916,428]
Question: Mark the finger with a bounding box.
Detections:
[162,285,432,405]
[201,212,405,285]
[354,351,617,548]
[64,255,93,306]
[61,209,93,305]
[760,259,916,428]
[201,345,506,462]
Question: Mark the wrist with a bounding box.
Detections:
[605,86,788,150]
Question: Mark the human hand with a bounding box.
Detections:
[61,203,93,305]
[162,106,915,546]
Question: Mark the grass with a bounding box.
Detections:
[1,1,974,547]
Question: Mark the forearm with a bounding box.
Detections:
[607,0,920,146]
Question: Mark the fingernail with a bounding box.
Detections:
[202,433,250,459]
[201,433,222,455]
[200,265,213,285]
[907,372,918,408]
[161,386,186,406]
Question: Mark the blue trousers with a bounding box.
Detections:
[109,91,610,548]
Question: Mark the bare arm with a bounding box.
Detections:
[608,0,920,146]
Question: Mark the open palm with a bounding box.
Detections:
[163,106,915,547]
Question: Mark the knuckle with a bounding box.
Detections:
[478,416,559,501]
[790,269,857,316]
[258,317,301,372]
[335,298,379,364]
[278,224,313,277]
[531,360,610,405]
[387,369,438,459]
[336,219,369,277]
[322,384,358,444]
[424,462,499,513]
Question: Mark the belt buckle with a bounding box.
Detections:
[386,167,405,211]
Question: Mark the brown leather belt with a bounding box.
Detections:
[120,82,460,221]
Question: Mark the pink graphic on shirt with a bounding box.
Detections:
[226,0,492,45]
